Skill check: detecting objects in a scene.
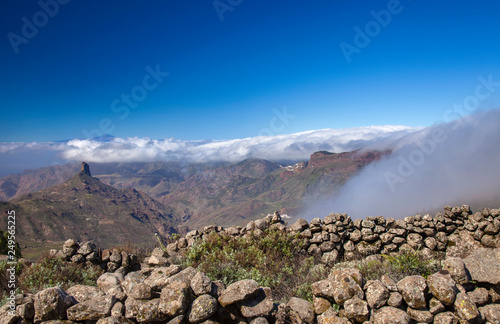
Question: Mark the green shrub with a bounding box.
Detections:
[0,230,22,259]
[353,249,441,282]
[18,255,103,293]
[180,229,327,302]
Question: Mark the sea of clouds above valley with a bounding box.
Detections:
[0,125,418,172]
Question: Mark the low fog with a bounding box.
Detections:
[304,109,500,220]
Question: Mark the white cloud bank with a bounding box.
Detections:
[0,125,416,170]
[304,109,500,220]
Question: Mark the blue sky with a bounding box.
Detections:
[1,0,500,142]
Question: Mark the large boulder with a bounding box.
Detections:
[463,248,500,285]
[286,298,315,324]
[372,306,410,324]
[426,271,458,306]
[218,279,260,307]
[238,287,274,318]
[187,294,218,323]
[97,273,124,294]
[396,275,427,309]
[311,280,336,302]
[365,280,390,309]
[143,265,182,291]
[66,285,105,303]
[158,281,191,317]
[165,267,198,286]
[454,292,481,324]
[343,296,369,323]
[190,272,213,296]
[479,304,500,323]
[67,295,115,321]
[328,270,364,305]
[442,258,470,285]
[34,287,76,322]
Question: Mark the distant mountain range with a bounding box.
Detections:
[0,150,388,247]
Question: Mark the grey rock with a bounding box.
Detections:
[426,271,458,306]
[77,241,96,256]
[311,280,336,302]
[429,297,445,315]
[238,287,274,318]
[191,272,213,296]
[467,287,490,306]
[313,296,331,315]
[454,292,481,323]
[286,297,315,324]
[143,265,182,290]
[166,266,198,286]
[365,280,389,309]
[218,279,260,307]
[407,307,433,323]
[66,285,105,303]
[433,311,459,324]
[479,304,500,324]
[97,273,124,294]
[321,250,339,266]
[343,296,369,323]
[442,258,470,285]
[328,270,364,305]
[121,271,147,297]
[387,292,403,308]
[158,281,191,317]
[34,287,76,322]
[372,306,410,324]
[396,275,427,309]
[67,295,115,321]
[380,275,397,291]
[96,316,135,324]
[188,294,218,323]
[110,302,124,317]
[463,248,500,285]
[128,283,152,300]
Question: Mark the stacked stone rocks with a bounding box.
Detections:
[309,259,500,323]
[3,248,500,323]
[51,239,141,274]
[165,205,500,263]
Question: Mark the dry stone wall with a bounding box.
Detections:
[2,205,500,323]
[165,205,500,266]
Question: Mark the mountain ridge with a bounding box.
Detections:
[0,163,180,249]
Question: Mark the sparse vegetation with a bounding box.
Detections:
[180,229,329,302]
[336,249,442,282]
[0,255,103,307]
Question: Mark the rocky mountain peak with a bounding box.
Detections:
[80,162,91,176]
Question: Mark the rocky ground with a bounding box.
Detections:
[2,205,500,323]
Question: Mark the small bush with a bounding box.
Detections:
[353,249,441,282]
[180,229,328,302]
[18,255,103,293]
